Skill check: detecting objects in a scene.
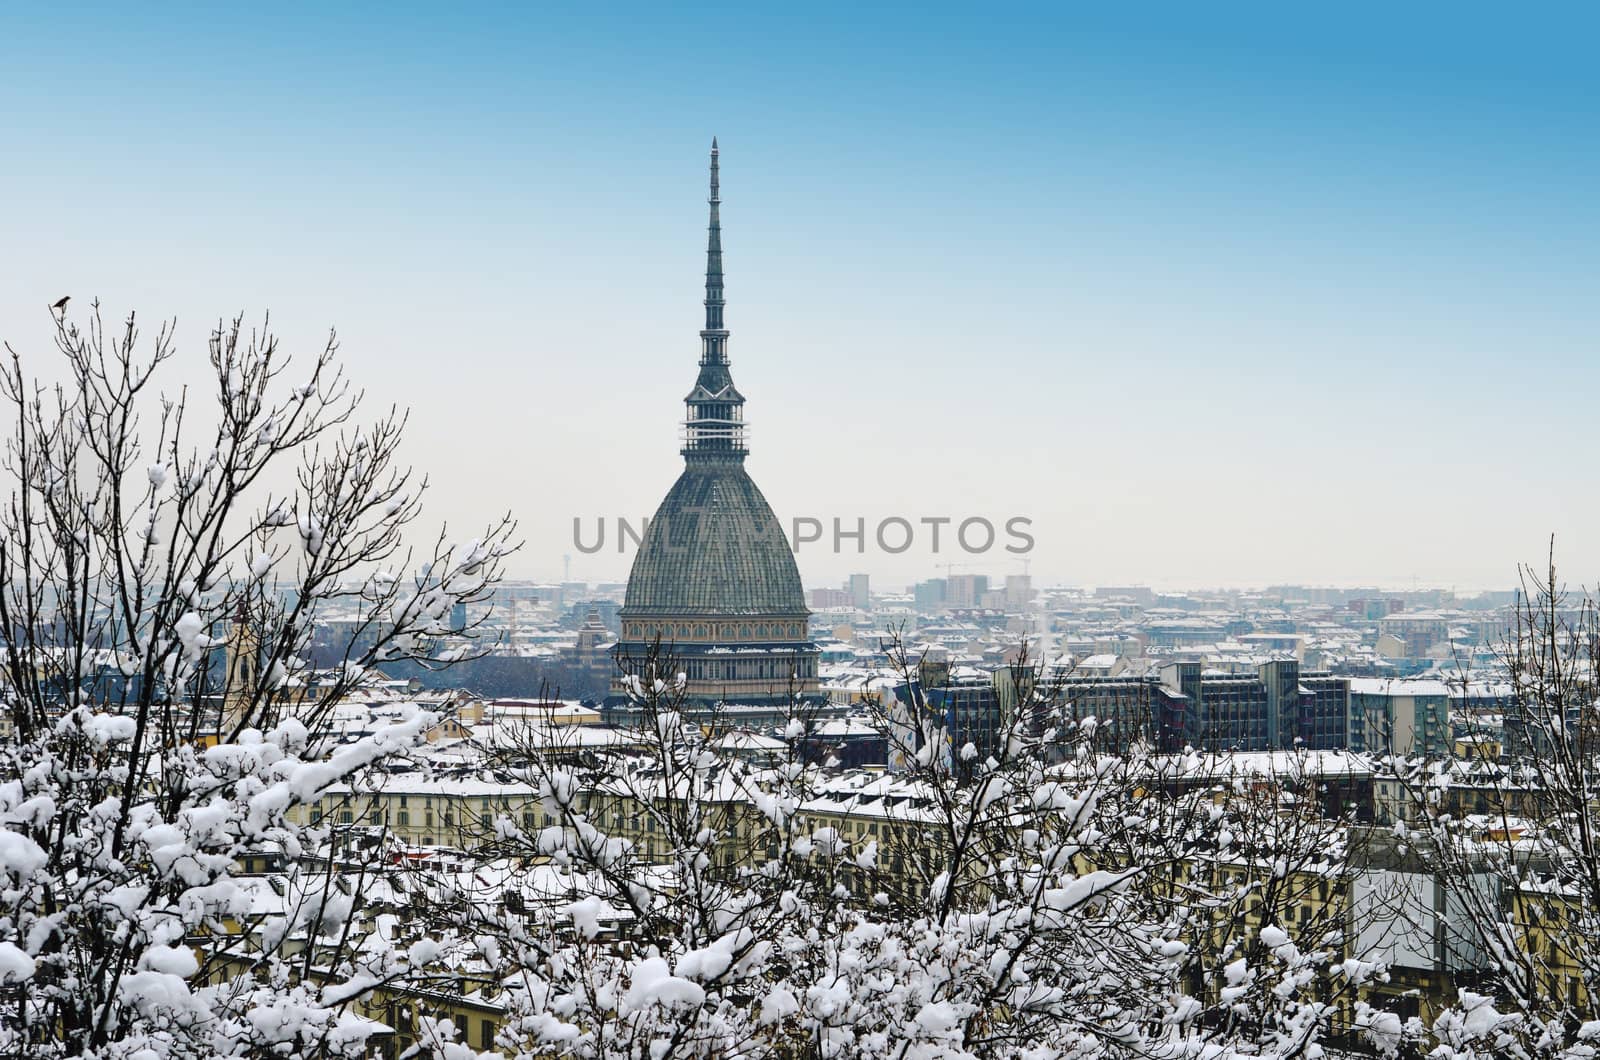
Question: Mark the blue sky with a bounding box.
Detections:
[2,4,1596,590]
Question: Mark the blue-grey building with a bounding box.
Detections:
[606,143,819,726]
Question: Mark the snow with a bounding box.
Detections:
[407,938,445,967]
[760,985,799,1024]
[82,712,138,745]
[117,969,200,1017]
[676,942,733,982]
[914,1000,961,1033]
[566,896,611,940]
[0,830,47,879]
[1456,991,1509,1038]
[297,513,324,556]
[0,942,35,982]
[1364,1007,1404,1051]
[250,551,274,579]
[622,957,706,1012]
[138,944,199,978]
[174,610,218,663]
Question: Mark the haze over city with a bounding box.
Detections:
[3,4,1596,590]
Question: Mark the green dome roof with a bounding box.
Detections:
[622,463,805,617]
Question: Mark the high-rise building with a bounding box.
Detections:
[913,578,948,611]
[1050,674,1187,755]
[849,573,871,610]
[810,588,851,609]
[1158,660,1350,752]
[1348,678,1449,759]
[1004,574,1033,612]
[946,574,990,608]
[607,142,820,724]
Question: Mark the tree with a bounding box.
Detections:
[1377,550,1600,1058]
[0,303,516,1057]
[421,638,842,1060]
[857,638,1376,1059]
[423,634,1383,1060]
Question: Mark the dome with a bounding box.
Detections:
[622,463,804,617]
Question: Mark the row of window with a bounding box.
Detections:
[623,622,807,641]
[679,657,811,682]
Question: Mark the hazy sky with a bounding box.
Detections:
[2,4,1596,592]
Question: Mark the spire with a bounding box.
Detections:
[682,138,746,462]
[704,138,724,337]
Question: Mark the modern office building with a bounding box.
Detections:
[1349,678,1450,759]
[849,573,871,611]
[1159,660,1351,752]
[913,578,948,611]
[946,574,990,609]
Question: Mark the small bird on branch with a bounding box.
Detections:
[49,296,69,323]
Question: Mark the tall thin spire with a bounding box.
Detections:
[682,138,746,462]
[704,137,725,342]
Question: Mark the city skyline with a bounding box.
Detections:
[6,10,1600,1054]
[3,5,1596,590]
